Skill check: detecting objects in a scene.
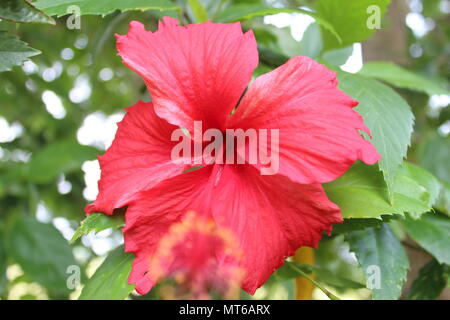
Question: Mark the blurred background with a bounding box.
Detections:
[0,0,449,300]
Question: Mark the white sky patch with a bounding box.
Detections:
[41,61,63,82]
[22,60,38,75]
[82,233,116,256]
[82,160,101,201]
[264,12,315,41]
[75,34,88,50]
[406,12,435,38]
[57,174,72,194]
[61,48,74,60]
[77,112,124,150]
[98,68,114,81]
[429,94,450,108]
[438,121,450,137]
[36,202,52,223]
[42,90,66,119]
[441,0,450,13]
[264,12,363,73]
[408,0,423,13]
[427,94,450,118]
[10,149,31,162]
[80,228,124,256]
[340,43,363,73]
[69,74,92,103]
[53,217,75,241]
[0,117,24,143]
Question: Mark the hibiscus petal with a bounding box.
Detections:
[228,56,380,184]
[125,163,341,295]
[211,165,342,294]
[116,17,258,132]
[123,166,214,294]
[85,101,185,215]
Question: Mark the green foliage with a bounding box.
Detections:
[436,181,450,216]
[214,3,341,43]
[188,0,209,23]
[399,162,441,207]
[408,259,448,300]
[34,0,179,17]
[331,216,394,235]
[316,0,391,50]
[420,134,450,184]
[275,261,365,290]
[346,224,409,300]
[359,61,449,96]
[79,246,134,300]
[324,162,431,219]
[0,0,448,301]
[0,0,55,24]
[70,212,125,244]
[0,236,7,296]
[403,213,450,265]
[4,216,77,296]
[338,72,415,199]
[0,31,40,72]
[24,139,100,184]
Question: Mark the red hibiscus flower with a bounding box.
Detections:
[86,17,380,295]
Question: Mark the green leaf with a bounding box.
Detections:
[420,134,450,184]
[70,212,125,244]
[188,0,208,23]
[0,235,7,296]
[322,46,354,66]
[331,216,396,235]
[5,216,77,295]
[275,262,365,290]
[214,4,341,43]
[34,0,179,17]
[25,139,99,184]
[269,23,323,59]
[403,213,450,265]
[359,61,449,96]
[399,162,441,207]
[436,180,450,216]
[338,72,415,199]
[79,245,134,300]
[0,31,40,72]
[0,0,55,24]
[346,224,409,300]
[408,259,447,300]
[324,162,431,219]
[316,0,391,51]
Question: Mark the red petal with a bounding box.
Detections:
[228,56,380,184]
[85,101,185,215]
[123,167,214,294]
[116,17,258,132]
[123,164,341,295]
[210,165,342,294]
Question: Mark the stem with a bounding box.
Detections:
[294,247,315,300]
[290,264,341,300]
